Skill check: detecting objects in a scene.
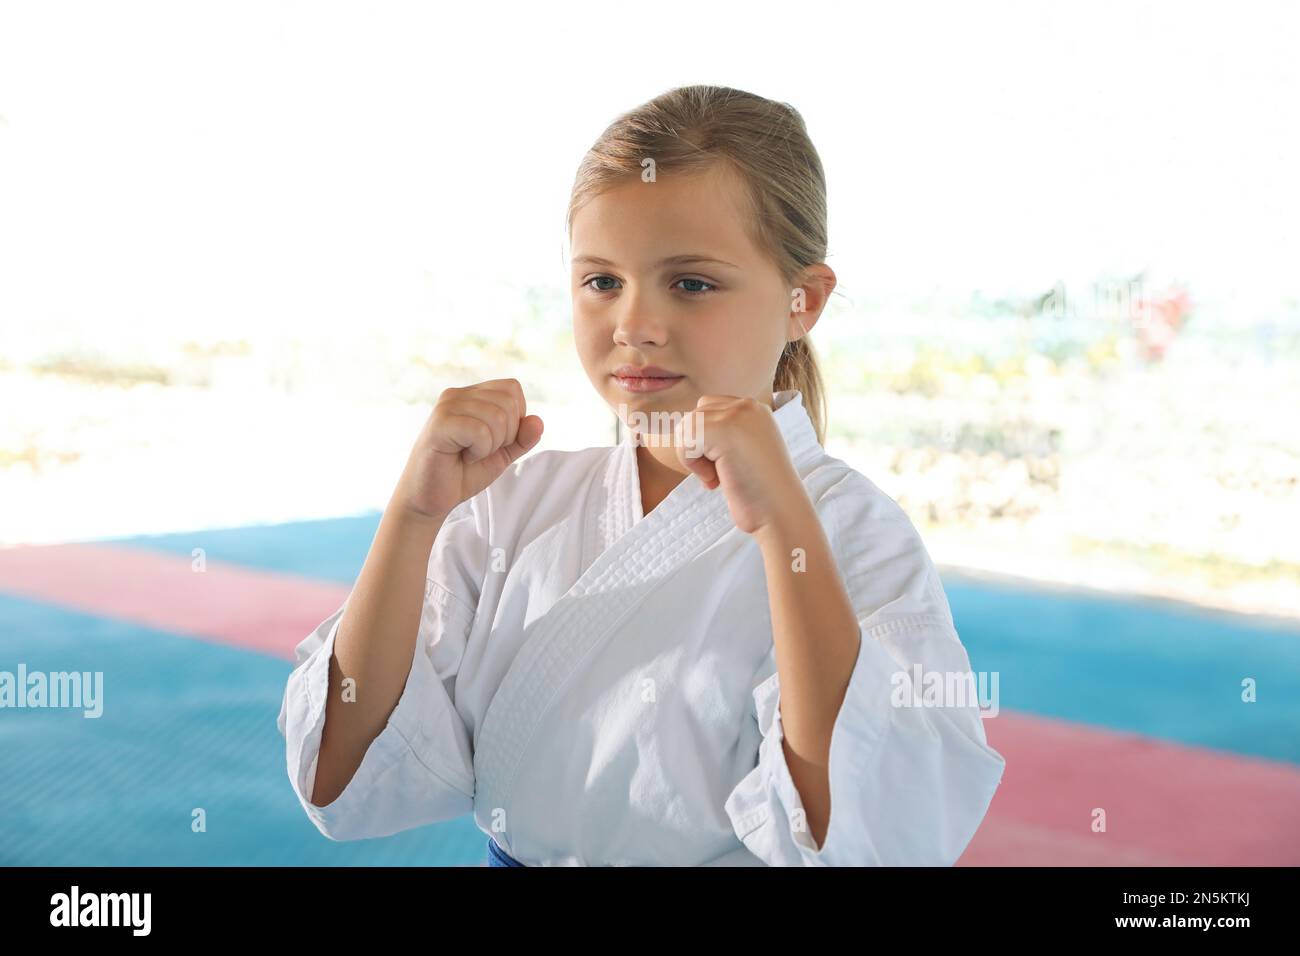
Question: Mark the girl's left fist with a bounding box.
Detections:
[673,395,807,535]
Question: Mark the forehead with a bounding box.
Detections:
[570,164,758,267]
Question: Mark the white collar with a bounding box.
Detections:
[770,388,822,470]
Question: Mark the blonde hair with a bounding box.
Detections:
[566,84,831,445]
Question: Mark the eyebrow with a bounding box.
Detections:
[571,254,740,270]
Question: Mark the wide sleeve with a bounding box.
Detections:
[276,495,488,841]
[723,473,1006,866]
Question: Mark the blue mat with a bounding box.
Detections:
[3,516,1297,867]
[945,575,1300,764]
[0,594,484,866]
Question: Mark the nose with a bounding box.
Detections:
[611,288,669,349]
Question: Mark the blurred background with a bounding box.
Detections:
[1,0,1297,865]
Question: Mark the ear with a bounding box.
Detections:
[787,264,837,342]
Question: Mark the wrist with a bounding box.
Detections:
[386,496,451,535]
[753,485,820,552]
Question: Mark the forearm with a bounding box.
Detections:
[755,495,862,848]
[311,495,447,807]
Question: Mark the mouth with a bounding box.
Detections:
[611,366,685,393]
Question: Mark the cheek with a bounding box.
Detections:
[572,312,607,362]
[701,303,786,379]
[705,302,768,350]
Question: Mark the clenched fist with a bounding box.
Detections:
[394,378,544,521]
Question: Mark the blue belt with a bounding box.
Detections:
[487,836,525,867]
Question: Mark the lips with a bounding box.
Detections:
[611,365,685,393]
[612,364,681,378]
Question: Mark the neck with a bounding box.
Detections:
[635,442,688,516]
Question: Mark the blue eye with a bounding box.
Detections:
[581,276,718,296]
[674,278,717,295]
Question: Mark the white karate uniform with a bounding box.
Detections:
[277,389,1006,866]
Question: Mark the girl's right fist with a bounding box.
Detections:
[396,378,544,520]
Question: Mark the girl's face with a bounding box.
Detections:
[569,163,826,429]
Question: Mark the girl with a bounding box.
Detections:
[277,84,1005,866]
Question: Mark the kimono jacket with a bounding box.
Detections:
[277,388,1006,865]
